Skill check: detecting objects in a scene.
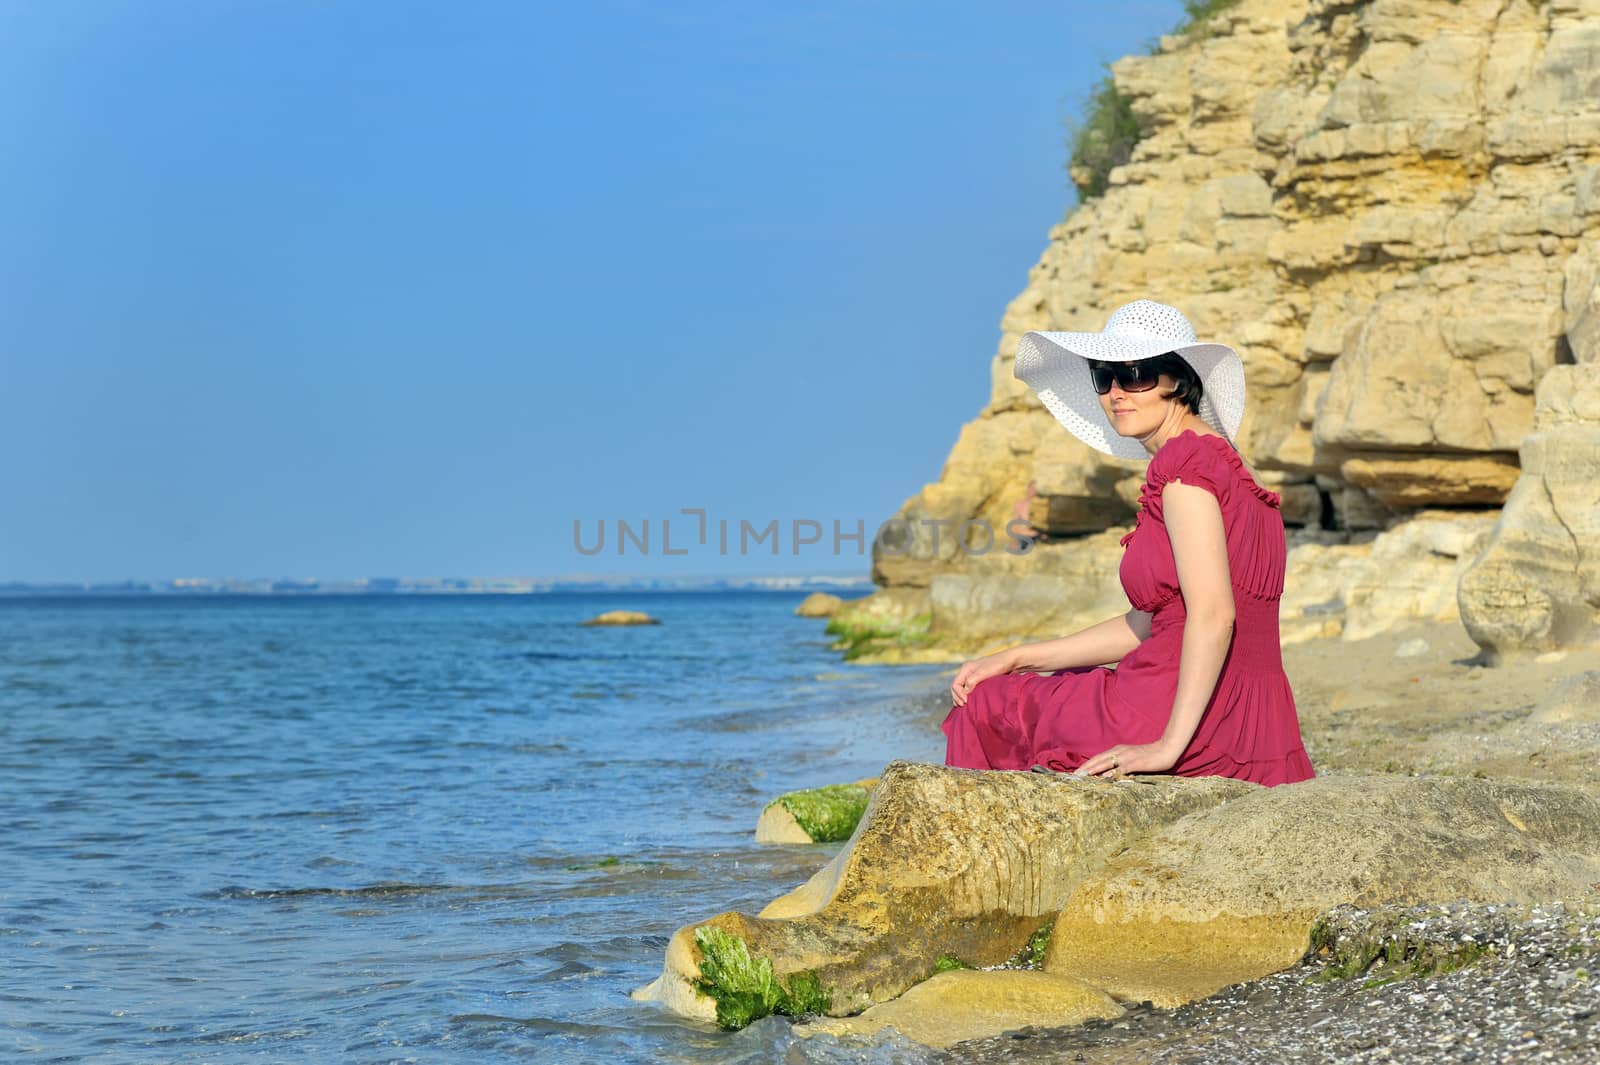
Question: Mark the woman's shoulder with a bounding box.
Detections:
[1147,430,1280,510]
[1146,430,1232,492]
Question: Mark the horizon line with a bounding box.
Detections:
[0,571,875,590]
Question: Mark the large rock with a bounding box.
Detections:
[634,762,1257,1025]
[1338,454,1521,508]
[1045,774,1600,1007]
[647,766,1600,1048]
[1029,429,1143,534]
[801,969,1121,1048]
[793,592,844,618]
[925,528,1131,651]
[1279,512,1496,644]
[1314,282,1553,460]
[1458,361,1600,659]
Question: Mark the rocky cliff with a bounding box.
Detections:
[850,0,1600,662]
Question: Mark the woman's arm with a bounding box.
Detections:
[1156,481,1236,755]
[1009,607,1152,673]
[951,606,1150,706]
[1079,481,1235,775]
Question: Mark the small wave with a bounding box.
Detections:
[260,808,364,821]
[208,882,471,901]
[207,880,555,904]
[450,741,570,754]
[190,1025,317,1046]
[511,650,699,662]
[448,1013,638,1039]
[305,855,357,869]
[532,959,599,982]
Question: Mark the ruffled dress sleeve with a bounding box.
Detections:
[1139,432,1239,521]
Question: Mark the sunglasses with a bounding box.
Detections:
[1088,358,1164,395]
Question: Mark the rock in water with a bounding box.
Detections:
[793,592,844,618]
[633,761,1257,1025]
[1045,774,1600,1008]
[755,780,877,844]
[578,610,659,626]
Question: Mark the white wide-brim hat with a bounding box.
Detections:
[1013,299,1246,461]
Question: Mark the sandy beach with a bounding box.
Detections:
[1285,620,1600,790]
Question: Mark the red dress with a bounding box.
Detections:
[941,429,1315,787]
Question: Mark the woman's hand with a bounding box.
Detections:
[950,649,1018,707]
[1078,741,1180,778]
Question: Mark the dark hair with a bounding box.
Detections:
[1089,352,1204,412]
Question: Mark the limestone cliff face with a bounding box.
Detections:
[864,0,1600,659]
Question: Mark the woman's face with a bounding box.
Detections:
[1097,369,1181,442]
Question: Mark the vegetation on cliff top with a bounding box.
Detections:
[1170,0,1244,39]
[1066,0,1242,202]
[1066,75,1140,201]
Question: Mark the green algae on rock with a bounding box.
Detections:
[564,855,630,871]
[823,611,933,661]
[691,926,830,1030]
[1011,920,1054,969]
[759,784,871,844]
[1305,904,1497,989]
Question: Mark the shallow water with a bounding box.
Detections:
[0,592,949,1063]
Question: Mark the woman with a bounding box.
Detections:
[942,299,1314,786]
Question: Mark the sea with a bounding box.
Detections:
[0,591,955,1064]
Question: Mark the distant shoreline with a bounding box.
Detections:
[0,575,874,598]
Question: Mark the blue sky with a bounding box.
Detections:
[2,1,1191,583]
